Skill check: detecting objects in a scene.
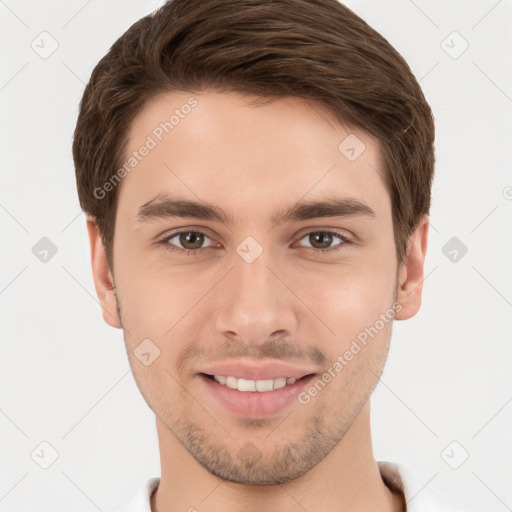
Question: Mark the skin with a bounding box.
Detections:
[87,90,429,512]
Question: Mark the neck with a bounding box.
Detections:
[151,402,405,512]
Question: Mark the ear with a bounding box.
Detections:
[395,214,430,320]
[86,217,122,329]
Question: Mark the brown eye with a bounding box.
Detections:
[297,230,351,252]
[162,230,215,254]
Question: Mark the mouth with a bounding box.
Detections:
[199,372,317,418]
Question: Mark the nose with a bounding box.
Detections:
[212,243,298,347]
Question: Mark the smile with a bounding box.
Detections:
[208,374,297,392]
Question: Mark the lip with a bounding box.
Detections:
[199,373,316,418]
[197,360,318,381]
[197,360,318,418]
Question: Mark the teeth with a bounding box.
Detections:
[256,379,273,392]
[273,377,286,390]
[226,376,238,389]
[212,375,299,392]
[237,378,256,392]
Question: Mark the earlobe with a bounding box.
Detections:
[86,217,122,329]
[395,215,430,321]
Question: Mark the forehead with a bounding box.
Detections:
[117,90,389,222]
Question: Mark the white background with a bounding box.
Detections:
[0,0,511,510]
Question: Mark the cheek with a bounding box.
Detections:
[311,275,395,390]
[297,261,397,380]
[304,258,396,332]
[114,256,186,344]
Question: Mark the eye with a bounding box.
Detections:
[295,230,352,253]
[161,230,216,254]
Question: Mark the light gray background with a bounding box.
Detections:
[0,0,511,511]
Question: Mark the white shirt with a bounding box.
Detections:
[119,461,465,511]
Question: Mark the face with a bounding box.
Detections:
[89,90,427,484]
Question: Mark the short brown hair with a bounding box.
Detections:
[73,0,435,269]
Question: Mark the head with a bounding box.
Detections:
[74,0,433,484]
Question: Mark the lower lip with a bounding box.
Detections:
[199,373,316,418]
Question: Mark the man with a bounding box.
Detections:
[72,0,465,510]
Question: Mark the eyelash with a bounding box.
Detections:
[159,229,353,256]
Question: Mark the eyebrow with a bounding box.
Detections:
[135,193,376,226]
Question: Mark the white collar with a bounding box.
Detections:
[377,461,465,511]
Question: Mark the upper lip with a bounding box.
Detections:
[198,360,317,381]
